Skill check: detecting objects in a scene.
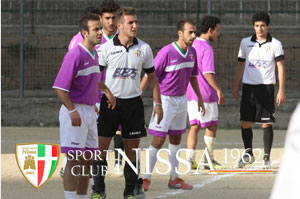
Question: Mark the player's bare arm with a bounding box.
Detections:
[140,74,150,93]
[147,72,163,124]
[276,60,286,106]
[204,73,225,104]
[190,76,206,116]
[54,88,82,126]
[98,80,116,109]
[232,61,245,100]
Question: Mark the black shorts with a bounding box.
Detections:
[240,84,275,124]
[98,95,147,139]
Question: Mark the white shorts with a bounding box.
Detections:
[59,104,98,153]
[187,101,218,128]
[148,95,187,137]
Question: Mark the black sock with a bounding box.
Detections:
[241,127,253,155]
[123,162,138,196]
[114,134,124,165]
[263,126,273,160]
[92,159,107,193]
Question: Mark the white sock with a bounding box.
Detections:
[91,177,94,185]
[204,136,215,160]
[144,145,159,180]
[186,149,195,162]
[63,156,67,170]
[76,195,87,199]
[64,191,76,199]
[169,144,180,181]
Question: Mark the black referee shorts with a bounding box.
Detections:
[240,84,275,124]
[98,95,147,139]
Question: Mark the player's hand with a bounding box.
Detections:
[217,89,225,105]
[69,110,82,126]
[276,90,285,107]
[94,105,99,116]
[232,85,239,100]
[198,98,206,116]
[105,91,116,110]
[153,104,163,125]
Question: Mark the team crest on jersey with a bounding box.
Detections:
[189,53,194,61]
[15,143,60,189]
[266,46,271,52]
[134,49,142,57]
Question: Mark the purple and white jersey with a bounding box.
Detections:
[154,42,198,96]
[53,43,100,106]
[187,38,218,102]
[68,30,117,103]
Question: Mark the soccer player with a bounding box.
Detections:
[141,18,205,191]
[53,14,115,199]
[270,103,300,199]
[186,16,225,170]
[92,7,163,199]
[60,5,102,179]
[232,12,285,169]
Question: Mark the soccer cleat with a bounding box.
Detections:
[263,160,271,169]
[91,192,106,199]
[134,178,145,199]
[204,159,225,170]
[143,178,151,192]
[168,178,193,190]
[190,159,198,170]
[124,194,135,199]
[237,154,255,168]
[60,167,64,178]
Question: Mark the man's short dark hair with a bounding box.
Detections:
[116,7,136,22]
[100,0,120,15]
[83,6,101,15]
[177,18,196,32]
[79,14,100,33]
[252,12,270,26]
[199,16,220,34]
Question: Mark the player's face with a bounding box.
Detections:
[118,15,138,38]
[180,23,196,46]
[209,24,220,42]
[254,21,269,38]
[86,20,103,45]
[100,12,117,34]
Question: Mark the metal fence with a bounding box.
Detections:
[2,0,300,97]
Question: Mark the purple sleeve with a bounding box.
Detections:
[202,48,215,74]
[154,48,168,78]
[191,48,199,76]
[53,52,80,91]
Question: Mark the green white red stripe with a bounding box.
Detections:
[37,144,58,186]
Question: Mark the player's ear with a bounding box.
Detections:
[81,29,88,38]
[178,30,183,38]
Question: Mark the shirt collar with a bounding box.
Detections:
[251,33,272,43]
[113,34,139,47]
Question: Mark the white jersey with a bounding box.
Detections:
[98,35,154,99]
[238,34,284,85]
[271,103,300,199]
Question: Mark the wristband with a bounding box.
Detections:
[154,103,162,106]
[68,109,77,114]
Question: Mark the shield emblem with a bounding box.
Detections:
[15,143,60,189]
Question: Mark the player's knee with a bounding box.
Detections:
[151,136,166,148]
